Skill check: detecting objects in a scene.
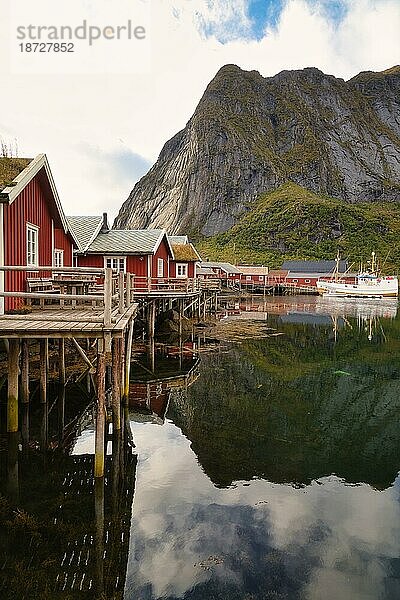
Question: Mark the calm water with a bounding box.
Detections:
[1,296,400,599]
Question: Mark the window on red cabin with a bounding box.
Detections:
[246,275,251,281]
[54,249,64,268]
[176,263,188,278]
[105,257,126,272]
[259,276,263,281]
[293,279,298,283]
[305,279,311,283]
[26,223,39,267]
[157,258,164,278]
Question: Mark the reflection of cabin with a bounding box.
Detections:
[129,351,200,422]
[68,214,174,283]
[168,235,201,279]
[0,154,77,313]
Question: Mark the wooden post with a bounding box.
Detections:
[126,273,132,307]
[21,340,29,404]
[58,339,66,440]
[95,346,106,478]
[94,476,105,597]
[119,271,125,313]
[104,268,112,327]
[21,402,29,453]
[111,427,121,515]
[179,299,183,338]
[123,319,134,405]
[120,332,125,401]
[147,301,155,340]
[112,338,121,431]
[7,339,19,433]
[39,339,48,404]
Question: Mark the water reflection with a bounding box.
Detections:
[1,297,400,599]
[125,421,400,600]
[125,297,400,599]
[0,386,136,600]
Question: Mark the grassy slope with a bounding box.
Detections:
[197,183,400,271]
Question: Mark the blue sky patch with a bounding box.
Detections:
[248,0,284,39]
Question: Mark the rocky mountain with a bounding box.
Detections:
[114,64,400,238]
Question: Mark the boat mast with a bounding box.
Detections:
[335,250,340,282]
[371,251,376,274]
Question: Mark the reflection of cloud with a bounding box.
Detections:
[125,420,400,600]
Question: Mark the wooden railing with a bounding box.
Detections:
[0,266,135,328]
[198,278,221,291]
[126,276,200,296]
[0,268,204,327]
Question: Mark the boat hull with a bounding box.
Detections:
[317,278,398,298]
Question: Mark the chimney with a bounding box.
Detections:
[101,212,109,233]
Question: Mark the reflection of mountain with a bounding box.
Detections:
[169,320,400,489]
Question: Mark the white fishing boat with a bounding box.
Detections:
[317,252,398,298]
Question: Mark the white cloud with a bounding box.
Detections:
[0,0,399,222]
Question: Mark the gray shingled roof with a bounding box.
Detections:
[87,229,165,254]
[67,216,103,252]
[282,260,348,273]
[168,235,188,245]
[201,261,241,274]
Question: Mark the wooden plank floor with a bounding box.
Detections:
[0,304,138,338]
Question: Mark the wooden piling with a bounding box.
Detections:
[111,338,121,431]
[7,339,19,433]
[95,347,106,478]
[39,339,48,404]
[94,476,105,596]
[21,340,29,404]
[58,339,66,439]
[123,320,134,405]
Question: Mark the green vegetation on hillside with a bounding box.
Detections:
[197,183,400,271]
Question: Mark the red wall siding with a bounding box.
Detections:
[4,176,53,310]
[126,256,148,277]
[286,276,318,287]
[76,255,104,268]
[54,228,73,266]
[152,238,171,278]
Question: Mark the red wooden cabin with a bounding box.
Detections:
[0,154,77,313]
[168,235,201,279]
[199,261,242,283]
[68,214,174,287]
[238,265,269,285]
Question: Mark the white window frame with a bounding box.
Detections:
[54,249,64,268]
[259,276,263,281]
[26,223,39,267]
[305,279,311,283]
[292,279,298,283]
[246,275,252,281]
[176,263,188,278]
[104,256,126,273]
[157,258,164,278]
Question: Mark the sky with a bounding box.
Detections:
[0,0,399,223]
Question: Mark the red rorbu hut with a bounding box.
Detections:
[0,154,77,313]
[68,214,174,288]
[168,235,201,279]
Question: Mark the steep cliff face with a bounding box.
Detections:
[114,65,400,237]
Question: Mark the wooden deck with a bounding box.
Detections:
[0,304,138,338]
